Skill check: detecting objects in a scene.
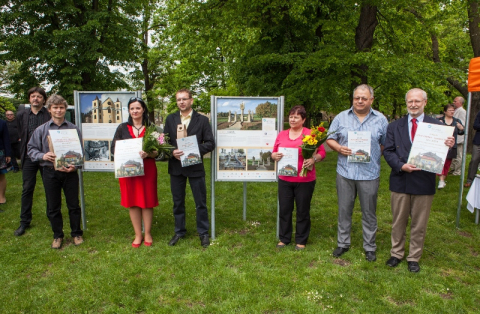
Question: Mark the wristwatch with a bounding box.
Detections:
[313,155,317,163]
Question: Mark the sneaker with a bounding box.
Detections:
[73,236,84,246]
[438,181,446,189]
[51,238,63,249]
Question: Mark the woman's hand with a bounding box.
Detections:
[456,121,464,131]
[302,157,315,170]
[147,151,159,158]
[272,152,283,161]
[139,150,149,159]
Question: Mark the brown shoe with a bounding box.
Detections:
[73,236,84,246]
[51,238,63,249]
[464,182,472,188]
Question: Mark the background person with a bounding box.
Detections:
[164,88,215,248]
[437,104,464,189]
[112,97,158,248]
[450,96,466,176]
[14,87,51,236]
[0,119,11,209]
[5,110,20,172]
[464,110,480,188]
[27,95,83,249]
[271,105,325,250]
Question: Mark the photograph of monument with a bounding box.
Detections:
[246,148,275,171]
[79,92,136,123]
[84,140,110,161]
[216,98,278,131]
[218,148,246,171]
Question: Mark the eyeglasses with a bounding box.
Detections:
[129,97,143,102]
[353,97,371,102]
[5,114,14,116]
[176,97,192,102]
[406,100,424,105]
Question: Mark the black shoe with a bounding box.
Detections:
[365,251,376,262]
[200,234,210,248]
[386,256,402,267]
[332,247,349,257]
[168,234,183,246]
[14,225,28,236]
[407,261,420,273]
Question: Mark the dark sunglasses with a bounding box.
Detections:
[129,97,144,102]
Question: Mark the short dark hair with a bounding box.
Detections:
[176,89,193,99]
[27,87,47,102]
[127,97,150,126]
[288,105,307,120]
[444,103,455,112]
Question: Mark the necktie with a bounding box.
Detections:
[411,118,417,141]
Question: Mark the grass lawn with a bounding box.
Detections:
[1,151,479,313]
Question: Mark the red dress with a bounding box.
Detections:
[119,125,159,208]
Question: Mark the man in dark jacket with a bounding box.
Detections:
[383,88,454,273]
[164,89,215,248]
[5,110,20,172]
[14,87,51,236]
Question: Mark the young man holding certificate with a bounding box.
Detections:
[27,95,84,249]
[383,88,454,272]
[164,89,215,248]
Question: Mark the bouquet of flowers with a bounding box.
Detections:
[142,124,175,158]
[299,123,332,177]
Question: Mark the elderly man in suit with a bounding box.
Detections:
[383,88,454,273]
[164,88,215,248]
[14,87,51,236]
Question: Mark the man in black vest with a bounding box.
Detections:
[14,87,51,236]
[5,110,20,172]
[164,89,215,247]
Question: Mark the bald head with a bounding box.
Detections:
[453,97,464,109]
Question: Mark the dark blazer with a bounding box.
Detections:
[16,107,51,165]
[164,110,215,177]
[0,120,12,157]
[383,115,442,195]
[473,110,480,146]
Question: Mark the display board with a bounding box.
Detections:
[73,91,141,172]
[212,96,284,182]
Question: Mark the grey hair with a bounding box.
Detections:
[45,94,68,109]
[455,96,465,105]
[405,88,427,102]
[353,84,374,98]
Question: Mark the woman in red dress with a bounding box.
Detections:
[112,98,159,247]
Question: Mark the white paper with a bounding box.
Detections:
[114,138,144,178]
[178,135,202,167]
[407,123,454,173]
[347,131,371,163]
[262,118,276,131]
[277,147,298,177]
[48,129,84,168]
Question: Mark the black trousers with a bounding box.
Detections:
[170,174,209,237]
[10,142,20,169]
[42,167,83,239]
[20,157,44,226]
[278,179,316,245]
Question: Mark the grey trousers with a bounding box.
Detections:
[336,174,379,251]
[450,143,463,175]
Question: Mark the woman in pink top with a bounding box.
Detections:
[271,106,326,250]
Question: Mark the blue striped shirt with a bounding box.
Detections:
[328,107,388,180]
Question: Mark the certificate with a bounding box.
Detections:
[114,138,144,178]
[277,147,299,177]
[407,123,454,173]
[347,131,371,163]
[178,135,202,167]
[48,129,84,169]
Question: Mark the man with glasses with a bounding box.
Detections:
[326,84,388,262]
[164,88,215,248]
[14,87,51,236]
[5,110,20,172]
[383,88,454,272]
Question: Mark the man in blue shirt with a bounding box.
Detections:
[28,95,84,249]
[327,84,388,262]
